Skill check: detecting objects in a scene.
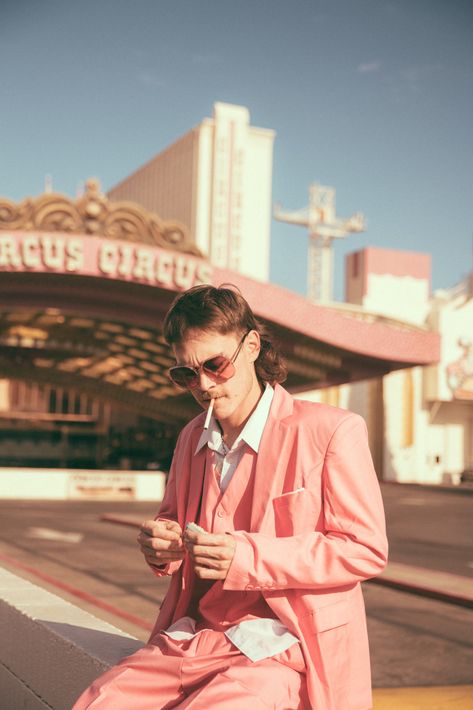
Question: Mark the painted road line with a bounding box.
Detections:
[373,684,473,709]
[0,551,153,632]
[25,526,83,543]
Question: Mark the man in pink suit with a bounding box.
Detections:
[73,285,388,710]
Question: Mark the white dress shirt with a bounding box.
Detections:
[194,381,275,491]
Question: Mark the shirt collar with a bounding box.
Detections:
[195,384,274,455]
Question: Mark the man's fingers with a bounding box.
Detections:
[144,549,184,563]
[141,518,182,533]
[164,519,183,534]
[142,543,185,562]
[193,555,228,570]
[138,532,183,552]
[192,545,233,559]
[186,533,236,580]
[140,520,182,541]
[189,544,233,560]
[138,526,234,578]
[194,565,227,579]
[149,535,183,550]
[184,531,228,546]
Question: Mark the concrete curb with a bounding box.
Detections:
[368,561,473,609]
[0,552,154,632]
[0,566,143,710]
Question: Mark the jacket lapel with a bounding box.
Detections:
[250,385,294,530]
[178,428,208,526]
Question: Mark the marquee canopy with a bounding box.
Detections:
[0,180,440,424]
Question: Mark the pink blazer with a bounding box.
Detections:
[150,385,388,710]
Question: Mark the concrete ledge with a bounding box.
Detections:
[0,566,143,709]
[0,467,166,501]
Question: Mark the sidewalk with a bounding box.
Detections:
[373,685,473,709]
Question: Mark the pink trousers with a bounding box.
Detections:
[72,629,307,709]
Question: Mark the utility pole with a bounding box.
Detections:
[274,183,366,303]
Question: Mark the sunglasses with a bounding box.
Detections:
[168,331,249,389]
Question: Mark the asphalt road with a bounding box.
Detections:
[380,483,473,579]
[0,483,472,688]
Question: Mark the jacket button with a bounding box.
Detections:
[217,510,224,518]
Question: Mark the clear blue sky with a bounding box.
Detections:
[1,0,471,300]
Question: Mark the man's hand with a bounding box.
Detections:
[184,529,236,580]
[138,520,185,567]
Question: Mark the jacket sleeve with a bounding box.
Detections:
[224,413,388,592]
[147,432,184,578]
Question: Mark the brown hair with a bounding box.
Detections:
[163,284,287,385]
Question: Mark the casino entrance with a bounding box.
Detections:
[0,180,439,477]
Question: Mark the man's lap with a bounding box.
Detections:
[72,629,306,709]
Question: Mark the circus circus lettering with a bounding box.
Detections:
[0,231,213,291]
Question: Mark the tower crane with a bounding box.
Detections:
[274,183,366,303]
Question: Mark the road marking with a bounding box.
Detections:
[25,527,83,543]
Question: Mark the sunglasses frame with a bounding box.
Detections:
[168,330,250,389]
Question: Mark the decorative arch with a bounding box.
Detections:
[0,178,200,254]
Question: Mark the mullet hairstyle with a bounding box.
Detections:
[163,284,287,386]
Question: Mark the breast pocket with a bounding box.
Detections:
[272,488,321,536]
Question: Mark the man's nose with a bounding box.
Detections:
[197,370,216,392]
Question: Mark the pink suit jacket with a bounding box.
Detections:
[149,384,388,710]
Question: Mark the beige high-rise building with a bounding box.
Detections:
[108,102,275,282]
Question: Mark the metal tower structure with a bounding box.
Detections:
[274,183,366,303]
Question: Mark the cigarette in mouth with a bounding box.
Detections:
[203,398,214,429]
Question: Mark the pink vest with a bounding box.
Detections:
[190,447,277,629]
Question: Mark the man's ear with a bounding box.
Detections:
[246,330,261,362]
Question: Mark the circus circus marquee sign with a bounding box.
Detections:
[0,231,213,291]
[0,179,213,291]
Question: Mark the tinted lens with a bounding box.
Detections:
[202,355,234,379]
[169,366,198,388]
[169,354,236,389]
